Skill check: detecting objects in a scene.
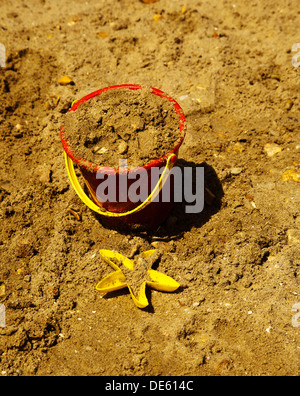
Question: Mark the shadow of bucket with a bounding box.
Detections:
[60,84,187,230]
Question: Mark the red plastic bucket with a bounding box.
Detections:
[60,84,186,230]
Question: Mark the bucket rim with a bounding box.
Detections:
[60,84,187,174]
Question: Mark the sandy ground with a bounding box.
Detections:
[0,0,299,376]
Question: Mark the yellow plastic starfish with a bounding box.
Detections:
[96,249,180,308]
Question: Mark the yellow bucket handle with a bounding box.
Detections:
[64,152,176,218]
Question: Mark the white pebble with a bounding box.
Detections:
[230,167,243,175]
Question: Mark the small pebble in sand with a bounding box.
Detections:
[58,75,74,86]
[118,140,128,155]
[230,167,243,175]
[264,143,282,157]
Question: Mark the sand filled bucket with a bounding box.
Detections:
[60,84,186,230]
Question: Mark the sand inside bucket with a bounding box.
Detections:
[63,88,180,169]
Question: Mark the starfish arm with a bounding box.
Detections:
[128,282,149,309]
[147,269,180,292]
[96,269,127,293]
[99,249,134,270]
[140,249,157,260]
